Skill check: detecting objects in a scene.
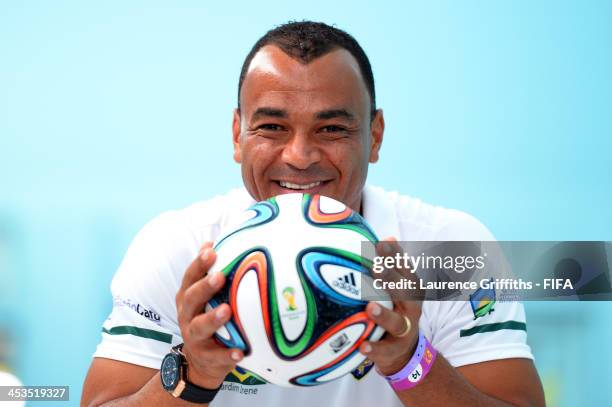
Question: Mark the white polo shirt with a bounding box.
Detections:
[93,185,533,406]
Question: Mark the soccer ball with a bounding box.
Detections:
[207,193,392,387]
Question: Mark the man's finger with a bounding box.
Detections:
[373,238,404,284]
[197,346,244,369]
[181,272,225,323]
[188,303,233,342]
[376,237,403,258]
[366,302,414,338]
[179,243,215,292]
[359,337,407,369]
[374,237,423,301]
[377,237,414,276]
[183,342,243,378]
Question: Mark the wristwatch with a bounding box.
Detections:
[160,343,221,403]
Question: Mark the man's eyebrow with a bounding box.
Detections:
[315,109,355,121]
[251,107,287,121]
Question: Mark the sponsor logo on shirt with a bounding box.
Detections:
[221,367,266,396]
[469,282,496,319]
[225,367,266,386]
[113,296,161,325]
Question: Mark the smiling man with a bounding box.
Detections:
[82,21,545,406]
[234,41,381,213]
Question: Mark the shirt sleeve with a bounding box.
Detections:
[423,209,534,367]
[425,300,533,367]
[93,211,204,369]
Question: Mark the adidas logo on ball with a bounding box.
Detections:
[332,273,359,296]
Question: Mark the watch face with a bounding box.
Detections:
[161,353,180,390]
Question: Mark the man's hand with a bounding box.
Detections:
[359,237,423,375]
[176,241,243,389]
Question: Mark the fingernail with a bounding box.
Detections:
[231,351,242,361]
[363,343,372,353]
[201,248,211,263]
[215,306,228,321]
[370,303,382,316]
[209,272,223,288]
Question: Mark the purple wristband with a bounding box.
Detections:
[383,331,437,391]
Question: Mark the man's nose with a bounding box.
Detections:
[281,133,321,170]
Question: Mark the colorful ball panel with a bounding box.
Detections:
[207,193,392,387]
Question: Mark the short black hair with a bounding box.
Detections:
[238,21,377,119]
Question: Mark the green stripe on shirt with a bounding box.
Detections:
[460,321,527,337]
[102,326,172,344]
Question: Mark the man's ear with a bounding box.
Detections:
[232,108,242,163]
[369,109,385,163]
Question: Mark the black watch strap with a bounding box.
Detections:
[179,381,222,404]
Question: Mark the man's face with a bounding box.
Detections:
[233,45,384,212]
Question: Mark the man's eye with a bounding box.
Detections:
[258,124,284,131]
[321,125,347,133]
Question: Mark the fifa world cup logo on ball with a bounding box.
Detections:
[283,286,298,311]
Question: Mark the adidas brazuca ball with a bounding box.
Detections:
[206,193,392,387]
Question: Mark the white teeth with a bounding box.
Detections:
[279,181,322,190]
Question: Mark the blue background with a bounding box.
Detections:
[1,1,610,406]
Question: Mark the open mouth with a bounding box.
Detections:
[272,180,331,194]
[279,181,322,190]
